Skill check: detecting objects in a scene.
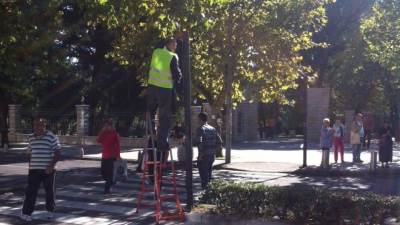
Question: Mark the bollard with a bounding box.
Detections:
[370,150,377,170]
[321,150,330,169]
[1,143,8,152]
[79,147,84,159]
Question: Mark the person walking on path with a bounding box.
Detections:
[350,113,364,163]
[379,121,393,168]
[0,112,9,150]
[363,113,374,149]
[194,112,223,189]
[320,118,333,168]
[147,37,182,153]
[20,117,61,222]
[332,118,345,163]
[97,119,121,194]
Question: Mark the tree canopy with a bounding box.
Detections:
[4,0,400,137]
[0,0,334,116]
[361,0,400,75]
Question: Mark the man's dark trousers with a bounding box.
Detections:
[197,154,215,189]
[101,158,115,193]
[147,85,173,151]
[22,169,55,215]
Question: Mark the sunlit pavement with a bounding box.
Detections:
[0,159,200,225]
[1,138,400,224]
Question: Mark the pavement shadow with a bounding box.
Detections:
[289,172,400,196]
[233,138,303,151]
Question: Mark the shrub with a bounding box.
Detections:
[200,180,400,225]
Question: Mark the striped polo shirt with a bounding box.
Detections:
[28,131,61,170]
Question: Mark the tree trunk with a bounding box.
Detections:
[225,10,234,164]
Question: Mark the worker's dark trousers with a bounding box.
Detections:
[22,169,56,216]
[198,154,215,189]
[147,85,173,151]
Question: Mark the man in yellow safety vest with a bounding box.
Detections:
[147,37,182,152]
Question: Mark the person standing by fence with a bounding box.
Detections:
[97,119,121,194]
[350,113,364,163]
[363,114,374,150]
[0,112,9,150]
[379,121,393,168]
[332,118,345,163]
[320,118,333,168]
[20,117,61,222]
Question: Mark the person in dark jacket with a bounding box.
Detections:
[379,121,393,168]
[194,112,222,189]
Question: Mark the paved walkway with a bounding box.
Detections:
[2,138,400,224]
[0,158,203,225]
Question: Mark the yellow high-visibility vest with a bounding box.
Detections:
[148,48,177,89]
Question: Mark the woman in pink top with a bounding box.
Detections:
[332,118,345,163]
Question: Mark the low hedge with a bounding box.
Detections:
[200,181,400,225]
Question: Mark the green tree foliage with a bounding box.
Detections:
[108,0,332,106]
[193,0,331,106]
[0,0,65,107]
[360,0,400,135]
[361,0,400,74]
[300,0,395,119]
[303,0,375,88]
[1,0,332,116]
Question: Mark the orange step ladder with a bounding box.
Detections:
[136,113,185,224]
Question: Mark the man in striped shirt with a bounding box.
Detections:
[20,117,61,222]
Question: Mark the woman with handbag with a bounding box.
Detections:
[97,119,121,194]
[379,121,393,168]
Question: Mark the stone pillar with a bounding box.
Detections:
[191,106,202,136]
[344,110,355,144]
[244,102,259,141]
[202,103,217,127]
[307,88,330,143]
[8,104,22,142]
[232,106,243,142]
[232,108,238,141]
[76,105,89,136]
[232,102,259,142]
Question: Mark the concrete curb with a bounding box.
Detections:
[185,213,290,225]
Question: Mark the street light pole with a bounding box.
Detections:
[302,75,308,168]
[182,31,193,209]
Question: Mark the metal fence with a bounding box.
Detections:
[20,110,76,135]
[19,109,148,137]
[91,112,146,137]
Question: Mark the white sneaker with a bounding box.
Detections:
[19,213,32,221]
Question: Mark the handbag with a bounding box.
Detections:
[113,158,128,182]
[350,132,361,144]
